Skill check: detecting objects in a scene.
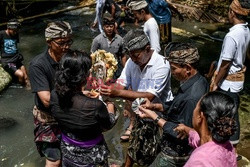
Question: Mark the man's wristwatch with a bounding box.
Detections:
[154,116,161,124]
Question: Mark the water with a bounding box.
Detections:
[0,11,250,167]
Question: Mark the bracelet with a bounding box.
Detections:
[154,116,161,124]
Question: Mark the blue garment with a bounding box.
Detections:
[146,0,171,24]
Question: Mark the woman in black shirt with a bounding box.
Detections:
[50,50,116,167]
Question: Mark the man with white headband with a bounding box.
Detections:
[0,19,30,87]
[29,21,73,167]
[210,0,250,160]
[127,0,161,53]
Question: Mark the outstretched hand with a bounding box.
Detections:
[174,124,192,140]
[100,84,113,97]
[137,106,156,119]
[140,98,152,109]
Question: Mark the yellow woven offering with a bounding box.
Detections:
[90,50,118,82]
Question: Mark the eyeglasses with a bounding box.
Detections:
[52,39,73,48]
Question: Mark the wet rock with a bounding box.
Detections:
[0,65,12,93]
[0,117,16,129]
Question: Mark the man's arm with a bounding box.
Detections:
[212,60,231,91]
[111,4,116,19]
[100,84,155,101]
[90,37,99,53]
[37,91,51,108]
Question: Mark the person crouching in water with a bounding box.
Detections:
[0,19,30,88]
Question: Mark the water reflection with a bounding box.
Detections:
[0,13,249,167]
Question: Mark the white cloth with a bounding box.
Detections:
[94,0,106,33]
[118,51,173,104]
[143,17,161,53]
[216,23,250,92]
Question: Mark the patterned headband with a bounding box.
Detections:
[230,0,250,16]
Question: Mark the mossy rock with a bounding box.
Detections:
[0,65,12,92]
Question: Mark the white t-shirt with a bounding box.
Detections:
[117,51,173,104]
[216,23,250,92]
[143,17,161,53]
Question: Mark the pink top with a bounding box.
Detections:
[184,130,237,167]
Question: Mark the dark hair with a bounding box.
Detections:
[200,91,237,143]
[55,50,92,105]
[164,42,199,69]
[102,17,116,26]
[138,6,150,14]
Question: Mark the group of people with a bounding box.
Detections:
[0,0,249,167]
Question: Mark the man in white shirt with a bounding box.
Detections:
[127,0,161,53]
[210,0,250,158]
[101,29,172,166]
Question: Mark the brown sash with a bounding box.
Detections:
[225,66,246,81]
[210,66,246,91]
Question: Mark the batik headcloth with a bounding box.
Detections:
[123,29,150,53]
[165,46,199,64]
[127,0,148,10]
[230,0,250,16]
[45,21,72,41]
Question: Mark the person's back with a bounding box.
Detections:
[210,0,250,154]
[51,92,115,140]
[216,22,249,92]
[186,135,236,167]
[176,91,238,167]
[50,50,116,166]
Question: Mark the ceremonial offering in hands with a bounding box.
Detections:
[90,49,118,83]
[89,50,118,100]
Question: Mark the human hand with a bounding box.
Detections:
[140,98,152,109]
[137,106,156,119]
[82,90,99,98]
[100,84,116,97]
[174,124,190,140]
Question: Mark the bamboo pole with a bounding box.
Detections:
[0,3,95,27]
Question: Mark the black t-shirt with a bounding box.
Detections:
[50,90,115,141]
[29,49,58,112]
[103,0,122,18]
[0,30,19,63]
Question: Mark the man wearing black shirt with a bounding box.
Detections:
[139,42,209,166]
[29,21,72,167]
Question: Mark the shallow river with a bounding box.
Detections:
[0,10,250,167]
